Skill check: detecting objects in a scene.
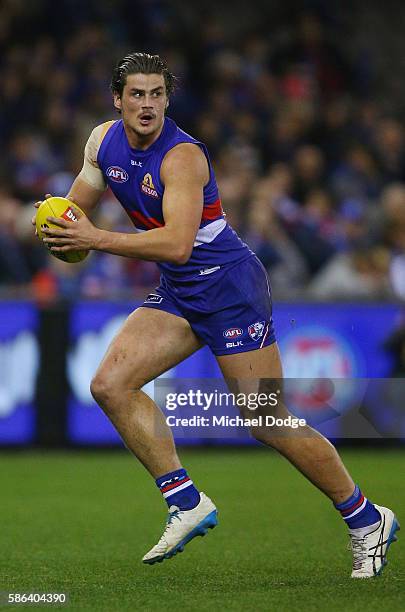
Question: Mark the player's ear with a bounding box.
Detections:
[113,94,122,112]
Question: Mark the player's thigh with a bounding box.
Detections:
[94,307,202,389]
[217,342,283,379]
[216,343,285,418]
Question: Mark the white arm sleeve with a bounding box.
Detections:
[77,124,109,191]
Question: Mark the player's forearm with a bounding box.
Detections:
[66,176,106,218]
[93,227,192,264]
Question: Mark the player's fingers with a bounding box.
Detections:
[42,225,70,235]
[32,209,39,233]
[44,237,70,245]
[33,192,52,212]
[50,245,71,253]
[46,216,69,228]
[42,229,70,238]
[33,194,53,233]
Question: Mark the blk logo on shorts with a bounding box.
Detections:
[248,321,266,341]
[226,340,243,348]
[145,294,163,304]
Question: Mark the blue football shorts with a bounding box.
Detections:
[141,255,276,356]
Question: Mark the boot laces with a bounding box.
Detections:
[157,507,184,546]
[349,535,368,570]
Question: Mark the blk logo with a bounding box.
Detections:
[226,341,243,348]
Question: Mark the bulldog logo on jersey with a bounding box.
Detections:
[248,321,266,341]
[141,173,159,198]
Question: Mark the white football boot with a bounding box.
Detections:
[349,504,400,578]
[142,492,218,564]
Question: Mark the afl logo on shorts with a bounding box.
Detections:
[223,327,243,339]
[107,166,129,183]
[248,321,266,341]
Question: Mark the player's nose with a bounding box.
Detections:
[142,95,154,108]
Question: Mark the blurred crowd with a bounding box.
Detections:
[1,0,405,302]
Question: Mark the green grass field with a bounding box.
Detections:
[0,448,403,611]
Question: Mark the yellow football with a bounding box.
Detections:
[36,196,89,263]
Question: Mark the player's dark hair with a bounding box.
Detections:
[110,52,177,97]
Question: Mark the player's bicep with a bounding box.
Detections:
[70,123,110,215]
[162,176,203,238]
[161,144,208,252]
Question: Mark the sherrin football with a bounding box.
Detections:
[36,196,89,263]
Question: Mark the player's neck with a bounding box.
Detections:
[123,119,165,151]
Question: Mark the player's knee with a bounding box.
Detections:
[249,420,289,448]
[90,373,116,407]
[90,370,145,407]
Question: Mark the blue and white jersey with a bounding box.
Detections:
[81,116,252,283]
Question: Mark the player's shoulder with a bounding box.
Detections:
[90,120,118,145]
[84,120,119,166]
[161,142,208,183]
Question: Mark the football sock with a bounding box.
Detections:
[335,484,381,530]
[156,468,201,511]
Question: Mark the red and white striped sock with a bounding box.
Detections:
[335,485,381,529]
[156,468,201,511]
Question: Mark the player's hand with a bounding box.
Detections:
[42,205,101,253]
[32,193,52,236]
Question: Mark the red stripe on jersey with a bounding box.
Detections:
[128,210,164,229]
[341,495,365,515]
[160,477,190,493]
[201,198,223,221]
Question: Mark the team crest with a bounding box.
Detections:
[141,173,159,198]
[248,321,266,341]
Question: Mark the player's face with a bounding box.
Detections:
[114,73,168,143]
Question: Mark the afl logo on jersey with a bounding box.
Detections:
[107,166,129,183]
[141,173,159,198]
